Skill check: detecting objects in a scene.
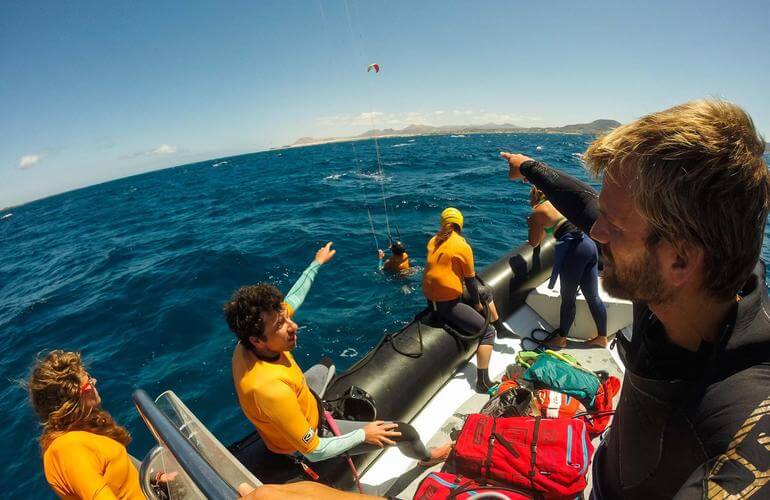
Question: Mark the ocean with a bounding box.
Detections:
[2,134,769,497]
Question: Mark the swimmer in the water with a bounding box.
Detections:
[377,240,411,274]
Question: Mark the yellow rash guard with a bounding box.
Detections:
[422,231,475,302]
[232,342,320,455]
[43,431,143,500]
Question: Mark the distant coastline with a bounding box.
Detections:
[281,119,623,149]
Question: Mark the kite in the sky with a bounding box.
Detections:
[367,63,380,73]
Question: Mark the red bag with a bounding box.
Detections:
[414,472,533,500]
[583,375,620,438]
[446,414,593,499]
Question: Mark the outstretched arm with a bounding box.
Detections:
[284,242,336,314]
[502,152,600,233]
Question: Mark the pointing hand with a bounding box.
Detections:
[500,152,533,181]
[314,242,336,265]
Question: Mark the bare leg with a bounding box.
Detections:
[476,344,493,370]
[487,300,499,322]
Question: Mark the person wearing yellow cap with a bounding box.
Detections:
[422,207,501,393]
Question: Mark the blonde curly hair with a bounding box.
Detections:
[28,350,130,451]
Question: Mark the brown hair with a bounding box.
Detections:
[584,99,770,299]
[28,350,130,452]
[223,284,284,348]
[434,223,461,248]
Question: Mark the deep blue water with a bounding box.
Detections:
[2,134,769,497]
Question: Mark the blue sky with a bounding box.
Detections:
[1,0,768,207]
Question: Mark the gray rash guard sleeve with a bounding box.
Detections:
[303,429,365,462]
[284,260,321,313]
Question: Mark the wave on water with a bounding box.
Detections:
[451,134,466,138]
[536,146,543,151]
[408,139,415,142]
[212,161,228,168]
[355,172,390,183]
[324,173,344,181]
[392,143,414,148]
[1,213,13,220]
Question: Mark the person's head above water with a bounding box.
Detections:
[223,284,298,356]
[28,350,130,451]
[390,240,407,256]
[584,99,770,303]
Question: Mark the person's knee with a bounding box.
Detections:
[393,421,419,442]
[480,325,496,345]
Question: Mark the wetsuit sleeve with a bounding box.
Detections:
[284,260,322,314]
[257,382,320,455]
[47,443,119,500]
[464,276,481,305]
[303,429,366,462]
[520,160,600,233]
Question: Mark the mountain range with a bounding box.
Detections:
[287,119,623,148]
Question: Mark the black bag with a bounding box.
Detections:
[480,387,538,418]
[326,385,377,422]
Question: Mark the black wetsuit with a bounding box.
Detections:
[521,160,770,499]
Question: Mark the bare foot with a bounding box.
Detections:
[545,335,567,349]
[584,336,608,348]
[419,442,453,466]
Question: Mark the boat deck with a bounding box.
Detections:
[358,301,626,498]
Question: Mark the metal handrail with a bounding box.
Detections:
[133,389,237,500]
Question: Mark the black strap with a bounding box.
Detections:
[529,417,541,492]
[482,417,497,485]
[493,432,521,458]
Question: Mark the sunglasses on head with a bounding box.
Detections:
[80,376,97,394]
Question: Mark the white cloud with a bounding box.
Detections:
[357,111,384,121]
[152,144,177,155]
[19,154,41,169]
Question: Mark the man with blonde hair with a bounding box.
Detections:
[503,99,770,498]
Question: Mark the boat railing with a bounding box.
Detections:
[133,389,248,499]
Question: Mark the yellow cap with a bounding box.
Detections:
[440,207,464,229]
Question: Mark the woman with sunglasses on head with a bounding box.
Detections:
[28,350,147,499]
[527,186,607,348]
